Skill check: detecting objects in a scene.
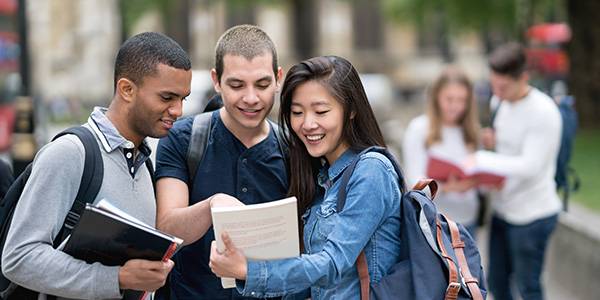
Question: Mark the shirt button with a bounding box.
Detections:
[130,167,135,173]
[126,152,132,159]
[242,158,247,164]
[242,187,248,193]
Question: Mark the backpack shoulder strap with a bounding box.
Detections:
[187,112,213,184]
[52,126,104,247]
[336,151,363,213]
[445,215,484,300]
[267,119,289,171]
[345,147,406,300]
[412,178,439,199]
[336,146,405,212]
[356,251,370,300]
[434,217,462,300]
[490,99,502,129]
[145,158,155,194]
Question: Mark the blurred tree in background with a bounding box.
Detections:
[383,0,599,127]
[119,0,190,51]
[566,0,600,128]
[116,0,598,127]
[383,0,564,55]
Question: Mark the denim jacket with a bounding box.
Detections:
[237,149,402,299]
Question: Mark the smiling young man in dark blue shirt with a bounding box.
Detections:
[154,25,288,300]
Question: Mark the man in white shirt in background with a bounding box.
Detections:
[477,42,562,300]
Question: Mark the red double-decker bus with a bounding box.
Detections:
[526,23,571,79]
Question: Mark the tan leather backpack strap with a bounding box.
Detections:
[412,179,439,200]
[357,251,370,300]
[446,216,484,300]
[436,217,460,300]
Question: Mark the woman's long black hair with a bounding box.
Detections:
[279,55,392,223]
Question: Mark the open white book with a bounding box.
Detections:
[211,197,300,288]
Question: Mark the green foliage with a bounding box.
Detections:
[226,0,282,7]
[382,0,564,36]
[383,0,515,29]
[119,0,164,35]
[571,129,600,212]
[119,0,283,36]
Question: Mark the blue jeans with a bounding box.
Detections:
[488,214,558,300]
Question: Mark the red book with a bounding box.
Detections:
[426,155,505,187]
[139,242,179,300]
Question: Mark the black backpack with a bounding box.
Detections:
[337,147,486,300]
[0,126,103,299]
[554,95,580,210]
[0,161,14,203]
[185,105,288,185]
[155,96,287,300]
[0,126,155,300]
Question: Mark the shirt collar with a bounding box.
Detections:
[87,106,151,155]
[317,148,358,187]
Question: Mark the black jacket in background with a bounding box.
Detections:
[0,160,14,201]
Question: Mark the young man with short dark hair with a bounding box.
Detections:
[477,42,562,300]
[2,32,191,299]
[155,25,287,299]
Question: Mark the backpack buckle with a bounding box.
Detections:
[64,211,80,230]
[446,281,461,294]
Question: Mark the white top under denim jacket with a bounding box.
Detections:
[236,149,403,300]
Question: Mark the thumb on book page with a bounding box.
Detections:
[222,231,237,253]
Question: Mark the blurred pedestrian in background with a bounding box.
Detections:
[402,66,481,237]
[476,42,562,300]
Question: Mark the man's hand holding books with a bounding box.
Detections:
[118,259,174,292]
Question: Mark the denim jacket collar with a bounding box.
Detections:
[317,148,358,188]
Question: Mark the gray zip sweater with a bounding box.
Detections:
[1,124,155,299]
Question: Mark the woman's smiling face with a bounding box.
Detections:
[290,80,349,165]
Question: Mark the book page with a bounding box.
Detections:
[92,200,183,245]
[95,199,150,229]
[211,197,300,288]
[55,235,71,251]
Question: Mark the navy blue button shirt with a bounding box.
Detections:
[155,110,288,300]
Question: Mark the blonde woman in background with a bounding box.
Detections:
[403,66,481,236]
